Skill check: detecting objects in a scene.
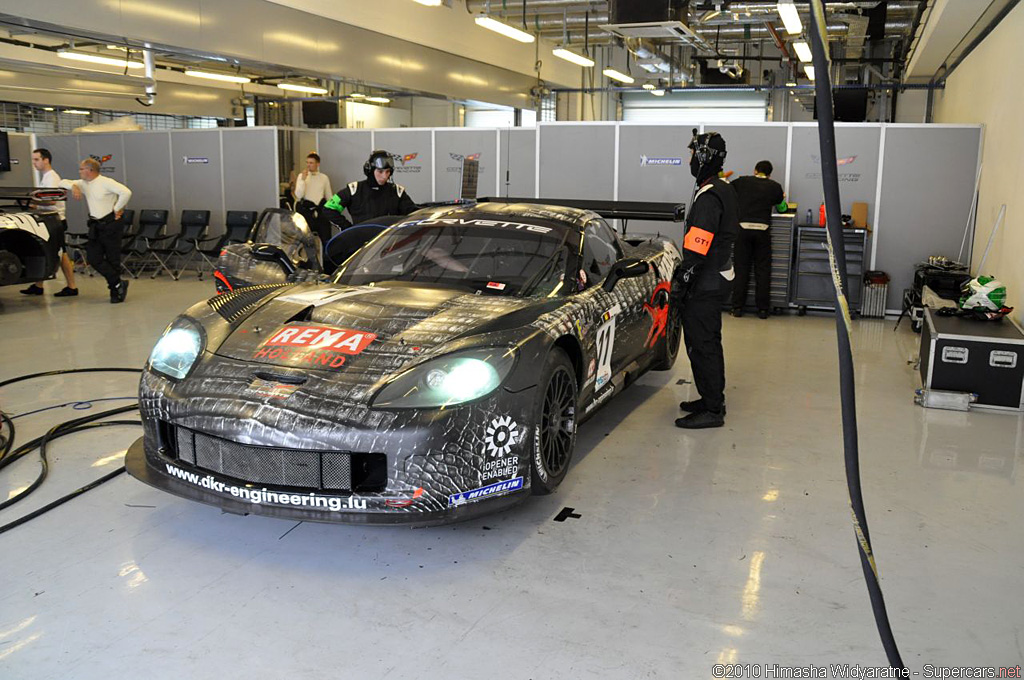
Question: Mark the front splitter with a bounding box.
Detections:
[125,438,526,527]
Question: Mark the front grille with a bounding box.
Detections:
[162,423,382,492]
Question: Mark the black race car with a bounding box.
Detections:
[126,201,684,525]
[0,188,67,288]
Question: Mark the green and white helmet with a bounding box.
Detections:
[959,275,1007,311]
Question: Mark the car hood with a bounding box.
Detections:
[213,282,549,375]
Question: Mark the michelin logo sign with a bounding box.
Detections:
[448,477,524,507]
[640,155,683,167]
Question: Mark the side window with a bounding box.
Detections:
[579,220,623,289]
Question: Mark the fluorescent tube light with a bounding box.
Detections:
[651,89,665,96]
[475,15,535,43]
[412,0,442,5]
[793,41,812,63]
[777,2,803,35]
[349,92,366,98]
[602,68,634,84]
[365,96,391,103]
[184,70,251,84]
[642,83,656,90]
[277,83,329,94]
[552,47,594,68]
[785,81,797,87]
[804,66,816,81]
[58,51,144,69]
[63,109,90,115]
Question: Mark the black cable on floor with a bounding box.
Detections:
[807,0,905,668]
[0,367,145,534]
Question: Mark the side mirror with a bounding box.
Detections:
[252,243,296,276]
[602,257,650,292]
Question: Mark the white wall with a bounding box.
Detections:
[895,89,929,124]
[410,98,462,128]
[932,1,1024,321]
[344,102,411,129]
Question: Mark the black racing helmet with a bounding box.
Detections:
[364,150,395,179]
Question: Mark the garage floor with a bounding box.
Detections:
[1,277,1022,678]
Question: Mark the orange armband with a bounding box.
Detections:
[683,227,714,255]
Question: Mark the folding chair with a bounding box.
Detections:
[170,210,211,279]
[193,210,257,278]
[123,209,173,278]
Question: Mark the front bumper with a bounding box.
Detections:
[126,437,527,526]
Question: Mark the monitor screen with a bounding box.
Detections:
[0,132,10,172]
[302,101,339,128]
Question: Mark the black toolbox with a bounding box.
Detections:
[920,306,1024,411]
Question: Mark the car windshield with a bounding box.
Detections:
[333,222,570,297]
[251,211,322,269]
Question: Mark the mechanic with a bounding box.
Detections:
[59,158,132,303]
[323,150,417,228]
[673,130,739,430]
[729,160,787,319]
[293,151,333,248]
[21,148,78,298]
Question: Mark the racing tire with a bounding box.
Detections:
[0,250,22,286]
[530,347,578,495]
[652,294,683,371]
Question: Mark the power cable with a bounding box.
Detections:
[807,0,905,668]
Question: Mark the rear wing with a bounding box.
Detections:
[476,197,685,233]
[0,187,67,209]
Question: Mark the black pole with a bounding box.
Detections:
[807,0,905,669]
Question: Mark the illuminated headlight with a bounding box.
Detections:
[148,318,204,380]
[372,348,516,409]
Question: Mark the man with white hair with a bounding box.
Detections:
[59,158,132,303]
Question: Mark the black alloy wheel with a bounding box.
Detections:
[531,349,577,494]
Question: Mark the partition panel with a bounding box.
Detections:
[122,132,173,229]
[499,128,536,198]
[875,126,983,309]
[616,124,691,242]
[222,129,278,234]
[433,129,498,201]
[537,124,615,200]
[373,129,433,202]
[170,130,223,233]
[316,130,373,194]
[789,124,881,227]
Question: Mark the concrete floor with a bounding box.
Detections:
[1,276,1022,679]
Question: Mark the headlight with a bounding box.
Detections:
[148,318,204,380]
[372,348,516,409]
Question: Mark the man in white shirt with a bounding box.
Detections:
[293,152,332,249]
[21,148,78,297]
[59,158,133,303]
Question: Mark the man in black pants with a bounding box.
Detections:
[59,158,133,303]
[674,130,739,429]
[729,160,787,319]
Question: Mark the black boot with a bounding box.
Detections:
[679,399,726,415]
[675,409,725,429]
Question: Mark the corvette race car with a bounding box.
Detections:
[0,188,67,288]
[127,200,684,525]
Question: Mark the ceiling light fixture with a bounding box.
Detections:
[474,15,535,43]
[804,65,816,81]
[552,47,594,68]
[651,89,665,96]
[184,70,251,84]
[412,0,442,5]
[365,96,391,103]
[642,83,656,90]
[602,68,634,84]
[276,83,329,94]
[793,41,813,63]
[349,92,366,98]
[63,109,90,115]
[776,1,803,35]
[58,51,144,69]
[785,81,797,87]
[42,107,55,111]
